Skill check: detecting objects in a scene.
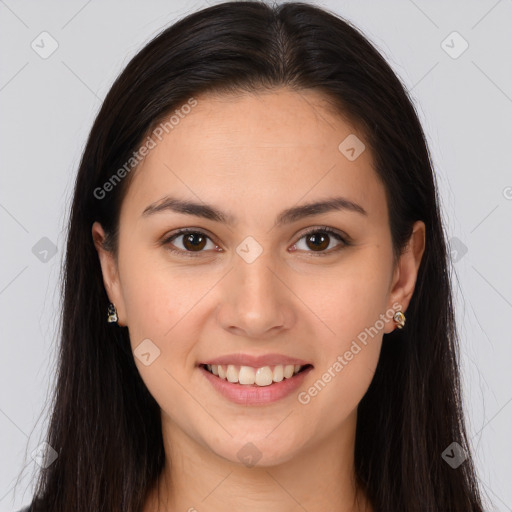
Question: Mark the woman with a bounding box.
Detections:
[17,1,485,511]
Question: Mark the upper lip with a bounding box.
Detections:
[200,353,312,367]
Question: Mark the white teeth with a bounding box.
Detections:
[238,366,255,385]
[283,364,295,379]
[255,367,273,386]
[226,364,238,383]
[205,363,305,386]
[273,365,284,382]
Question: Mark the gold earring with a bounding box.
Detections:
[393,311,406,329]
[107,303,118,323]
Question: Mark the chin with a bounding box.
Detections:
[210,433,304,469]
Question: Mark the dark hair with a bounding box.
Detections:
[22,1,485,511]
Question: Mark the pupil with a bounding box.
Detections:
[185,233,206,251]
[308,233,329,251]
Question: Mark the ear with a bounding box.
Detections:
[92,222,127,327]
[384,220,426,333]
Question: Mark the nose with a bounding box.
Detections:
[216,253,296,340]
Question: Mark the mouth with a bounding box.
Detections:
[199,363,314,387]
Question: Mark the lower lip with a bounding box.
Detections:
[199,365,313,405]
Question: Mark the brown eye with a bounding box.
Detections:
[164,229,218,257]
[291,227,348,255]
[181,232,207,251]
[305,232,330,251]
[163,226,348,258]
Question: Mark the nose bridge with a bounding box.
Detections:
[234,242,282,308]
[218,243,293,337]
[233,230,277,289]
[238,249,277,299]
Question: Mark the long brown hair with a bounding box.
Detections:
[23,2,485,510]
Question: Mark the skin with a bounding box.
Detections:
[93,88,425,512]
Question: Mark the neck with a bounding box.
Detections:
[144,410,373,512]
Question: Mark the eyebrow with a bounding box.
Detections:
[142,195,367,227]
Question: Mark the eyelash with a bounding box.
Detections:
[161,226,350,258]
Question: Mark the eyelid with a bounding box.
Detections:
[292,225,349,256]
[296,225,350,242]
[162,225,350,257]
[161,227,219,258]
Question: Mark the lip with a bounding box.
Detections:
[199,353,311,368]
[199,364,314,405]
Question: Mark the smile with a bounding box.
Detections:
[201,363,312,386]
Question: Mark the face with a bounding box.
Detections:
[93,88,425,467]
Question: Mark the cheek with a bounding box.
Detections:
[303,246,392,344]
[116,239,183,353]
[116,245,200,420]
[297,249,390,416]
[117,241,215,376]
[298,303,384,438]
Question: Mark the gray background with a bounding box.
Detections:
[1,0,511,511]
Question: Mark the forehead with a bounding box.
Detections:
[120,88,387,226]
